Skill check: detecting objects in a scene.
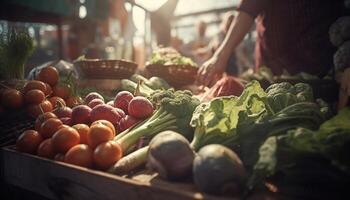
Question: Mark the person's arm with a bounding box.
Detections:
[214,11,254,68]
[197,11,254,86]
[197,0,269,86]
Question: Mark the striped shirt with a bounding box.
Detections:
[237,0,344,76]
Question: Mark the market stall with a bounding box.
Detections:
[1,1,350,200]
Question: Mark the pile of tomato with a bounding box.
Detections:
[17,115,122,170]
[0,66,81,117]
[3,65,158,171]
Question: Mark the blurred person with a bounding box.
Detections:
[109,0,136,42]
[197,0,347,108]
[193,20,210,49]
[151,0,179,46]
[170,36,184,51]
[83,0,136,60]
[180,20,211,65]
[107,0,136,60]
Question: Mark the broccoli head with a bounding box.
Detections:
[116,89,200,152]
[329,16,350,47]
[266,82,295,96]
[265,82,314,114]
[334,41,350,72]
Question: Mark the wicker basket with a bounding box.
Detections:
[0,109,34,147]
[74,59,137,79]
[146,64,198,88]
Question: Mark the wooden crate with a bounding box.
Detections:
[1,146,238,200]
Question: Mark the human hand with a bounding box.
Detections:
[196,56,226,87]
[338,67,350,110]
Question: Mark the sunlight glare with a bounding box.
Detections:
[134,0,168,12]
[79,5,87,19]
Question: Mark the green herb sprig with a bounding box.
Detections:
[0,29,34,79]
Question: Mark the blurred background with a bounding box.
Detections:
[0,0,255,75]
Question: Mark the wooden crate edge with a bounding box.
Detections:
[1,146,222,200]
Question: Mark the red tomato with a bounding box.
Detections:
[16,130,43,154]
[23,80,46,94]
[88,123,114,149]
[38,66,59,86]
[53,85,71,100]
[34,112,57,132]
[52,127,80,153]
[72,124,90,145]
[64,144,93,168]
[37,139,55,159]
[27,100,53,118]
[40,118,63,139]
[49,96,66,108]
[93,141,122,170]
[24,89,45,105]
[1,89,23,109]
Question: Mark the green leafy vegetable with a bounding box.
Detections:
[233,82,331,195]
[189,81,267,151]
[0,29,34,79]
[130,74,170,90]
[249,108,350,190]
[120,79,155,97]
[237,101,326,170]
[265,82,314,114]
[190,79,327,176]
[121,75,171,97]
[149,47,197,67]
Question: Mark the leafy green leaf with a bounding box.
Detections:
[249,108,350,190]
[318,108,350,135]
[190,81,267,150]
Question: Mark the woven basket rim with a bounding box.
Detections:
[146,63,198,69]
[73,59,137,79]
[145,63,198,88]
[74,59,137,66]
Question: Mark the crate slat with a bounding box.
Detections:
[1,147,237,200]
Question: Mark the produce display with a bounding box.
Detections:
[250,108,350,190]
[8,68,349,199]
[1,15,349,200]
[1,48,348,199]
[13,86,150,169]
